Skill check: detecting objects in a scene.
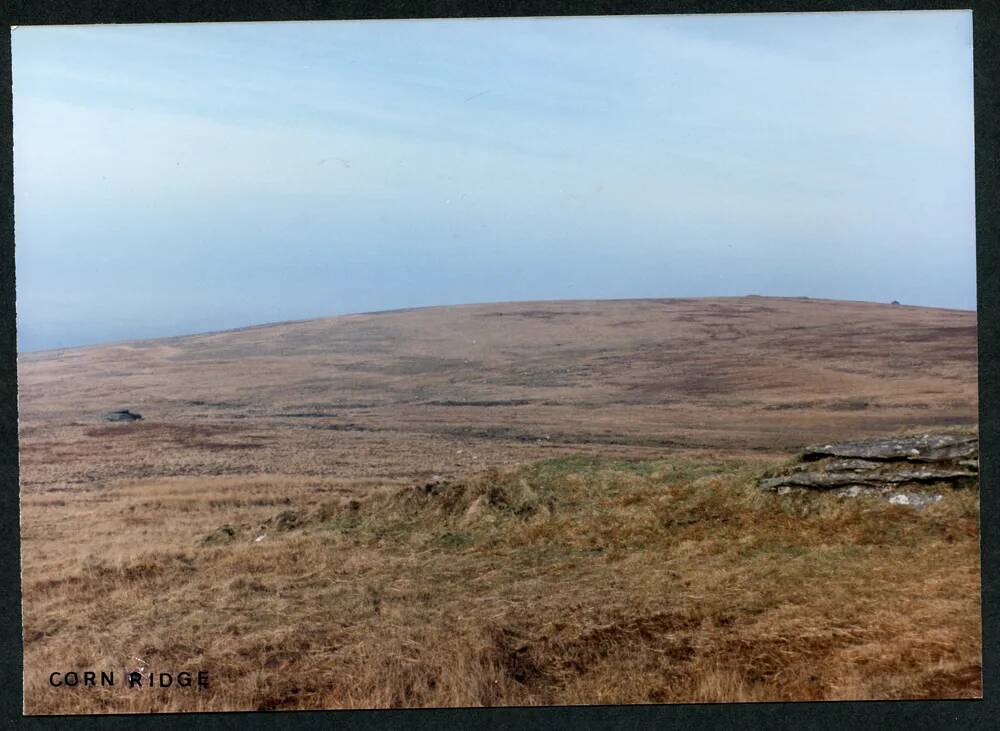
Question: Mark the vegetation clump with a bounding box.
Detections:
[98,452,979,712]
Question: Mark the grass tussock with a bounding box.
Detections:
[22,454,981,713]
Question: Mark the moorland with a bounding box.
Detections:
[17,296,981,712]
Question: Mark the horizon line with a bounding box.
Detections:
[17,294,978,356]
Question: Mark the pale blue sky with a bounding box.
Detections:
[13,11,975,351]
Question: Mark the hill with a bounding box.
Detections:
[17,296,981,712]
[18,296,978,491]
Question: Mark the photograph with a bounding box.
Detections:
[12,10,980,714]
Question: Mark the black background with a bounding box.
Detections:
[0,1,995,728]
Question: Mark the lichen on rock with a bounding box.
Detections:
[760,431,978,504]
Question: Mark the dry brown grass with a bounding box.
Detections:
[21,454,981,713]
[18,297,978,475]
[17,297,980,713]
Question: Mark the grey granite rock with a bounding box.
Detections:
[761,432,978,498]
[801,433,977,462]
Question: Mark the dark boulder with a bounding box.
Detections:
[103,410,143,422]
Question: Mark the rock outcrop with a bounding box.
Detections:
[103,409,143,422]
[760,432,978,498]
[800,433,977,463]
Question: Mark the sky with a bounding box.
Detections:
[12,11,976,352]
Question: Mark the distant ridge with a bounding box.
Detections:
[19,295,978,356]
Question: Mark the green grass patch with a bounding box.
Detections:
[436,532,476,549]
